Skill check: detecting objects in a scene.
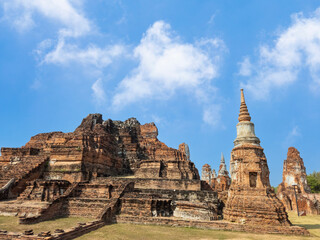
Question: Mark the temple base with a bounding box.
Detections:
[224,188,291,226]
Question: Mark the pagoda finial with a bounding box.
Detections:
[238,89,251,122]
[221,152,225,163]
[240,89,245,103]
[218,152,228,177]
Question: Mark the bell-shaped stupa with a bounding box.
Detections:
[224,89,291,226]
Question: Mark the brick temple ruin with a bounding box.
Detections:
[0,90,312,239]
[277,147,320,215]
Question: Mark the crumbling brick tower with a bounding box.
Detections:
[277,147,320,215]
[224,89,291,226]
[201,164,212,185]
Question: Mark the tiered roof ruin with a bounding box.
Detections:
[0,90,314,239]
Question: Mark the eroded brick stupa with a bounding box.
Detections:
[201,164,212,186]
[277,147,320,215]
[224,89,291,226]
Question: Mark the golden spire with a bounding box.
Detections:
[238,89,251,122]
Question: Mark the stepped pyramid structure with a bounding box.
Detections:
[224,89,291,226]
[0,114,221,228]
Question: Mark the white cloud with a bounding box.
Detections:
[284,125,301,147]
[203,104,222,127]
[208,14,216,25]
[91,78,106,105]
[30,79,42,90]
[242,8,320,99]
[2,0,90,37]
[2,2,226,127]
[151,115,164,125]
[112,21,226,112]
[2,0,127,74]
[33,39,54,61]
[290,126,301,137]
[238,56,252,77]
[115,0,127,25]
[41,40,125,68]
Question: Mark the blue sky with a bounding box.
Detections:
[1,0,320,186]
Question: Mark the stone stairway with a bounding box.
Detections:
[0,199,49,217]
[0,179,11,188]
[67,181,134,219]
[0,155,48,198]
[67,182,114,218]
[68,197,111,218]
[0,156,48,185]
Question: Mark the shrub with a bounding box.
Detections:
[307,171,320,193]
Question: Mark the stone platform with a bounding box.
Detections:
[115,215,310,236]
[0,177,311,239]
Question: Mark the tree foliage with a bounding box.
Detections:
[307,171,320,193]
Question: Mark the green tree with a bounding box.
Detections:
[307,171,320,193]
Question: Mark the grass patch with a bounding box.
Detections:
[77,219,318,240]
[0,212,319,239]
[0,216,93,234]
[288,211,320,238]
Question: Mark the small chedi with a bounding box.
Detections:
[201,153,231,206]
[223,89,290,226]
[0,91,310,239]
[277,147,320,215]
[201,153,231,192]
[201,164,212,186]
[215,153,231,192]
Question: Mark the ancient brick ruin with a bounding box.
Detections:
[201,153,231,193]
[201,153,231,205]
[223,89,291,226]
[215,153,231,192]
[0,114,223,239]
[277,147,320,215]
[201,164,212,186]
[0,90,312,239]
